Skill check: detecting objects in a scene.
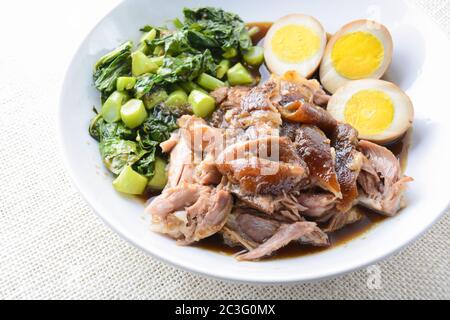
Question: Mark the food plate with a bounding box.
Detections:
[59,0,450,283]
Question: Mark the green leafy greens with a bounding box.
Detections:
[135,50,215,97]
[89,7,253,185]
[93,41,133,100]
[134,7,252,97]
[99,139,147,175]
[89,106,177,178]
[183,7,252,52]
[138,106,178,148]
[89,114,136,142]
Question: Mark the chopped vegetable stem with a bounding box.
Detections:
[227,63,254,85]
[165,89,188,108]
[116,77,137,91]
[197,73,226,91]
[188,90,216,118]
[120,99,148,128]
[101,91,130,123]
[113,166,148,195]
[243,46,264,66]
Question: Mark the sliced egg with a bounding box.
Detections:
[264,14,327,78]
[320,20,393,93]
[327,79,413,143]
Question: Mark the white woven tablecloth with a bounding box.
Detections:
[0,0,449,300]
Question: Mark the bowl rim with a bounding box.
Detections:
[58,0,450,284]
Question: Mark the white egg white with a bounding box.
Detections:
[320,20,393,94]
[327,79,414,143]
[264,14,327,78]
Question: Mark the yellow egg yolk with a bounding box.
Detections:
[271,24,320,63]
[344,90,394,135]
[331,31,384,79]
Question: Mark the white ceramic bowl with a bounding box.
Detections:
[59,0,450,284]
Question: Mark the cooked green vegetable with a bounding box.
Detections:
[137,42,150,55]
[101,91,130,123]
[140,25,166,35]
[147,157,168,190]
[197,73,226,91]
[132,51,159,76]
[243,46,264,66]
[180,81,207,94]
[89,116,136,142]
[216,59,230,79]
[134,50,215,98]
[113,165,148,195]
[222,47,237,59]
[90,7,262,193]
[172,18,184,30]
[99,139,147,175]
[189,90,216,118]
[153,45,164,56]
[120,99,148,128]
[94,41,133,101]
[165,89,188,108]
[149,56,164,67]
[89,113,103,140]
[140,28,157,43]
[247,26,260,38]
[183,7,252,53]
[138,106,178,148]
[142,88,168,109]
[158,52,216,82]
[227,63,254,85]
[116,77,136,91]
[132,147,157,178]
[133,7,253,97]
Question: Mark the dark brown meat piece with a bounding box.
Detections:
[217,86,251,110]
[235,212,280,243]
[216,136,308,195]
[295,125,341,197]
[331,124,363,212]
[278,101,338,134]
[222,209,329,261]
[280,121,299,142]
[237,221,329,261]
[233,191,279,215]
[209,86,252,128]
[238,80,282,131]
[210,82,282,139]
[233,190,305,221]
[241,80,279,113]
[209,87,229,105]
[276,71,331,108]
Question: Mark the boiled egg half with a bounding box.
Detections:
[264,14,327,78]
[327,79,413,143]
[320,20,393,94]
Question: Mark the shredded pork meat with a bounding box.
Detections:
[147,71,412,260]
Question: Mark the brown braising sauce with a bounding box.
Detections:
[197,209,386,259]
[245,22,273,83]
[247,22,273,44]
[136,188,161,205]
[141,22,411,259]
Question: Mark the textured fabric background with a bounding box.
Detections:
[0,0,448,300]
